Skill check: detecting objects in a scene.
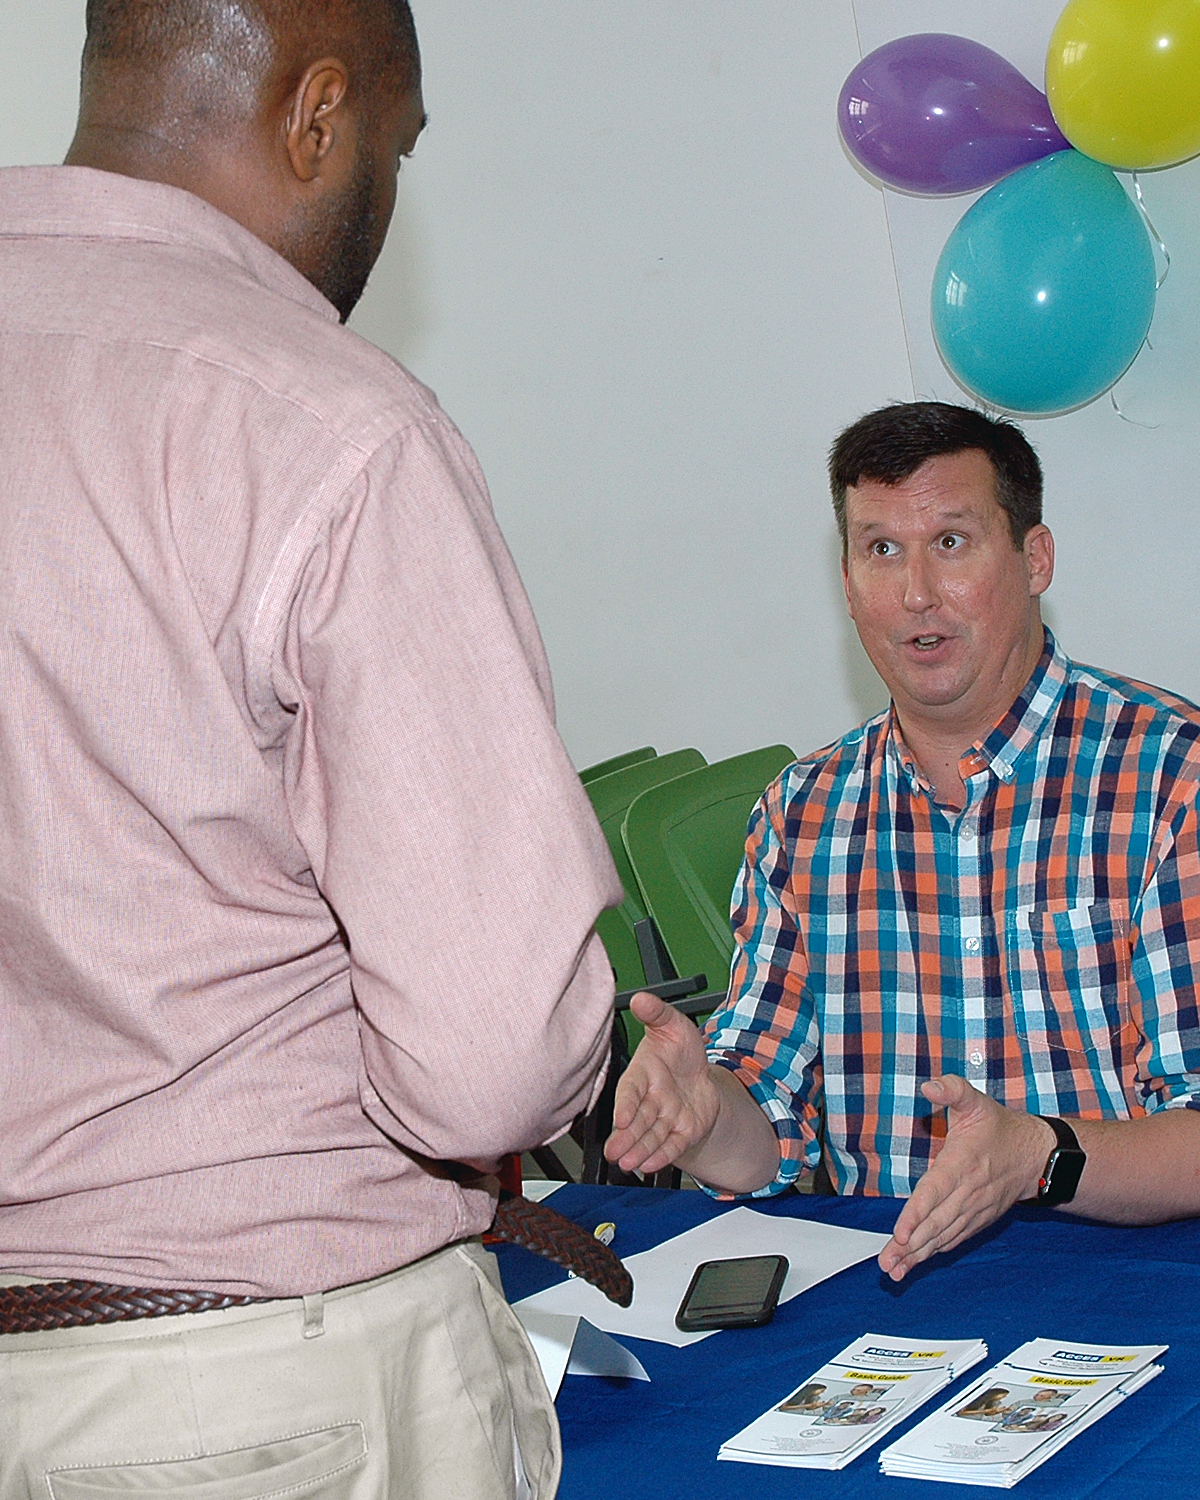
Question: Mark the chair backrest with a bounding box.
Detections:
[621,744,796,989]
[585,748,707,989]
[579,746,657,784]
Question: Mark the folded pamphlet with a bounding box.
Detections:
[718,1333,988,1470]
[879,1337,1167,1488]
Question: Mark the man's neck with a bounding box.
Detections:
[894,719,974,811]
[893,621,1048,811]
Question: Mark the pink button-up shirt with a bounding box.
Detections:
[0,167,617,1295]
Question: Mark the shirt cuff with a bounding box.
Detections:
[696,1056,817,1201]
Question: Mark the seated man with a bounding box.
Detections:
[606,400,1200,1279]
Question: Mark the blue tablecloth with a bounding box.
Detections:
[494,1186,1200,1498]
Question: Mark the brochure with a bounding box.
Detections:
[880,1337,1167,1488]
[718,1333,988,1470]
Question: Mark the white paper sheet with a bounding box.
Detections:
[515,1308,650,1397]
[515,1207,890,1347]
[520,1179,567,1202]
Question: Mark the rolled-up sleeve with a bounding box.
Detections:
[277,418,619,1161]
[1130,764,1200,1114]
[703,776,822,1197]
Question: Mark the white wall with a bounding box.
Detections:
[0,4,84,165]
[8,3,1197,771]
[355,1,911,765]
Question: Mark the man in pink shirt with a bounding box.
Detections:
[0,3,617,1495]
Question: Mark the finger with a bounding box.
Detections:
[610,1066,649,1133]
[607,1070,683,1161]
[879,1203,964,1280]
[613,1130,669,1173]
[921,1074,974,1110]
[877,1236,907,1279]
[627,990,673,1027]
[605,1099,665,1163]
[621,1112,705,1174]
[888,1166,948,1248]
[618,1083,677,1146]
[613,1110,684,1173]
[897,1184,970,1259]
[883,1201,989,1280]
[920,1076,951,1107]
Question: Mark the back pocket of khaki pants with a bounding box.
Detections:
[47,1423,367,1500]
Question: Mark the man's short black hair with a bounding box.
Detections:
[829,401,1043,552]
[83,0,421,98]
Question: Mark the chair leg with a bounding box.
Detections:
[528,1146,574,1183]
[578,1013,631,1184]
[634,916,678,986]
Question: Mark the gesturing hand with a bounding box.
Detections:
[878,1074,1055,1282]
[603,992,722,1176]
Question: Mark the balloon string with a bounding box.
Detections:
[1132,173,1170,290]
[1109,385,1159,430]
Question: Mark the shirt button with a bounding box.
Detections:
[959,825,974,841]
[969,1050,984,1067]
[965,936,980,952]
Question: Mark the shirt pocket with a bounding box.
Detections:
[1004,900,1134,1058]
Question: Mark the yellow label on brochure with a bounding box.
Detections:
[1029,1375,1096,1387]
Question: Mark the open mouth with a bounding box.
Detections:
[910,635,944,651]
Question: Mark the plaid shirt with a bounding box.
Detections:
[705,633,1200,1197]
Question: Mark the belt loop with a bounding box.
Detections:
[301,1292,325,1340]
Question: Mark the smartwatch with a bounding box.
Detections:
[1032,1116,1087,1206]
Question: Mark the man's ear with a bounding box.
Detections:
[841,553,855,617]
[1024,524,1054,599]
[284,59,351,184]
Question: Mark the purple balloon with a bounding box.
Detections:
[839,34,1070,195]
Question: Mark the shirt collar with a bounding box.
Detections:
[0,165,340,323]
[888,628,1069,793]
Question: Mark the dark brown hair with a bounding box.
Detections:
[829,402,1043,551]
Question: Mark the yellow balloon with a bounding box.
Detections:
[1046,0,1200,169]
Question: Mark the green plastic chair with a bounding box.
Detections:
[578,746,657,784]
[620,744,796,997]
[585,748,706,991]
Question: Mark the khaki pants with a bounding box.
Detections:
[0,1243,559,1500]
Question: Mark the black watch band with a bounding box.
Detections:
[1032,1116,1087,1207]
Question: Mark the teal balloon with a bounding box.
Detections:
[931,150,1156,414]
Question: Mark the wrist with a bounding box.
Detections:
[681,1064,779,1193]
[1023,1114,1057,1198]
[1024,1115,1087,1206]
[677,1063,734,1167]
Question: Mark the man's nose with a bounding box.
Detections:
[902,555,940,613]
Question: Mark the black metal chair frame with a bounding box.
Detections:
[525,917,726,1189]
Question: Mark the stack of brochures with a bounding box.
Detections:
[718,1333,988,1470]
[880,1338,1167,1488]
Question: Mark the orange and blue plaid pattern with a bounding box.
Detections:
[705,633,1200,1197]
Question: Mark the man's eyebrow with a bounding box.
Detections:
[852,507,979,533]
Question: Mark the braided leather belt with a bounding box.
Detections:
[0,1281,273,1335]
[0,1195,633,1335]
[490,1193,633,1307]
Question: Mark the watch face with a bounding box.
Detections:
[1039,1146,1087,1206]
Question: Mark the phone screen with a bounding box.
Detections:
[676,1254,789,1329]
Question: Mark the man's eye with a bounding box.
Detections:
[938,533,965,551]
[870,540,898,557]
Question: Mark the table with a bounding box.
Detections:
[494,1185,1200,1499]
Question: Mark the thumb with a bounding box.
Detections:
[628,990,675,1029]
[921,1074,972,1110]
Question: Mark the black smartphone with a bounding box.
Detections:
[674,1253,789,1332]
